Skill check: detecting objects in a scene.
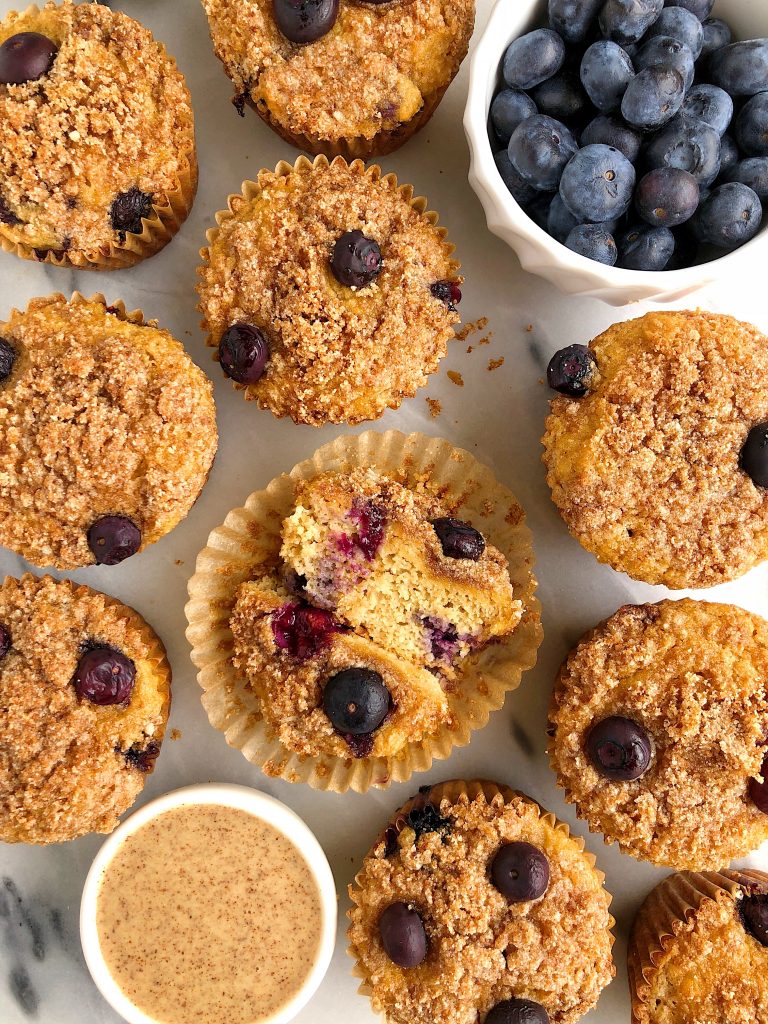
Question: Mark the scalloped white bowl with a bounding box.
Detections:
[464,0,768,305]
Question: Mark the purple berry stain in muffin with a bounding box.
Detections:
[271,601,340,659]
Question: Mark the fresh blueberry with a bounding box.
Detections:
[502,29,566,90]
[692,182,763,247]
[740,423,768,487]
[547,193,580,242]
[618,224,676,269]
[718,134,740,179]
[634,36,695,90]
[740,891,768,947]
[322,667,390,737]
[494,152,537,205]
[580,41,635,113]
[548,0,603,43]
[635,167,699,226]
[73,647,136,706]
[0,31,57,84]
[621,67,686,131]
[586,715,652,780]
[644,113,721,186]
[431,517,485,560]
[0,624,11,661]
[565,224,618,264]
[525,193,555,231]
[559,144,636,222]
[485,1000,550,1024]
[491,843,550,902]
[219,323,270,384]
[491,89,537,144]
[530,71,588,124]
[646,7,703,57]
[735,93,768,157]
[508,115,578,191]
[725,157,768,200]
[682,83,733,135]
[379,903,427,968]
[663,0,713,19]
[547,344,597,396]
[709,40,768,97]
[272,0,338,43]
[700,17,732,59]
[0,339,15,382]
[331,230,382,287]
[599,0,664,46]
[87,515,141,565]
[581,114,642,161]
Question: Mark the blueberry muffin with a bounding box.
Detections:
[200,0,474,159]
[198,155,461,426]
[0,1,196,270]
[542,310,768,588]
[548,599,768,869]
[348,779,615,1024]
[628,869,768,1024]
[0,573,170,844]
[0,294,217,569]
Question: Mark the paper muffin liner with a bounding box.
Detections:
[0,4,197,272]
[627,868,768,1023]
[347,779,616,1018]
[185,431,543,793]
[197,154,461,424]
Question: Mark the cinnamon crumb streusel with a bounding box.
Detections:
[0,574,170,844]
[348,780,615,1024]
[0,294,217,569]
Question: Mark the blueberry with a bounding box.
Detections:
[485,999,551,1024]
[617,224,676,269]
[599,0,664,46]
[508,115,579,191]
[87,515,141,565]
[218,323,270,384]
[718,134,740,179]
[566,224,618,264]
[491,843,550,902]
[621,67,686,131]
[725,157,768,201]
[646,7,703,58]
[271,601,339,659]
[525,193,554,232]
[634,36,695,91]
[322,667,390,737]
[681,84,733,137]
[644,113,721,186]
[430,280,462,310]
[586,715,652,780]
[635,167,700,226]
[741,891,768,947]
[547,344,597,396]
[110,188,153,236]
[0,623,11,661]
[548,0,603,43]
[749,752,768,812]
[547,193,580,242]
[581,114,642,161]
[379,903,427,968]
[0,338,16,382]
[740,422,768,487]
[123,741,161,773]
[709,40,768,97]
[272,0,338,43]
[73,647,136,706]
[491,89,537,144]
[693,182,763,247]
[700,17,732,59]
[331,229,382,288]
[735,93,768,157]
[0,31,57,85]
[663,0,713,20]
[503,29,565,90]
[559,144,636,222]
[494,152,537,205]
[530,71,587,124]
[431,517,486,560]
[580,41,635,113]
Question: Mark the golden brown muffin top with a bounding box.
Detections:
[198,158,460,426]
[0,0,194,254]
[0,574,170,844]
[542,310,768,589]
[201,0,474,144]
[348,782,615,1024]
[549,600,768,869]
[0,294,218,569]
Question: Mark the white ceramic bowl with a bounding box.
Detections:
[80,784,337,1024]
[464,0,768,305]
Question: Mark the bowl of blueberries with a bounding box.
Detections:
[464,0,768,304]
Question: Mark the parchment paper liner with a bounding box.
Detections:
[347,779,616,1018]
[627,868,768,1024]
[197,153,461,422]
[0,4,197,272]
[185,431,543,792]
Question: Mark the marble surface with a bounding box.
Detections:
[1,1,767,1022]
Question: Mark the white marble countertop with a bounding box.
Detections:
[1,1,767,1022]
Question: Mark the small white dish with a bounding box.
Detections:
[464,0,768,305]
[80,783,337,1024]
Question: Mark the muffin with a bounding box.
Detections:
[186,430,542,792]
[197,155,461,426]
[548,599,768,870]
[200,0,474,159]
[0,1,196,270]
[348,779,615,1024]
[0,293,218,570]
[0,573,171,844]
[542,310,768,588]
[628,869,768,1024]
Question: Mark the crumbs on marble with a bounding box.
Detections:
[526,324,534,332]
[170,729,182,741]
[425,397,442,418]
[488,357,504,372]
[175,559,184,566]
[455,316,489,342]
[447,371,464,387]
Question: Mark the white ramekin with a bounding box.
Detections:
[80,784,337,1024]
[464,0,768,305]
